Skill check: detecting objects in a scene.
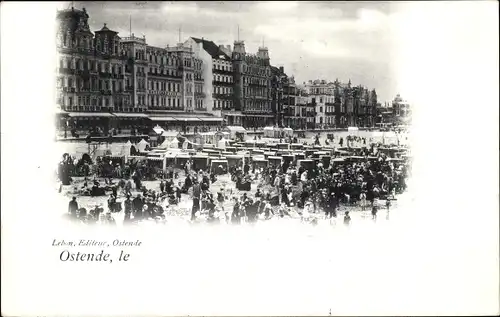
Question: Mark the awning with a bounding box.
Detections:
[68,112,114,117]
[162,131,179,137]
[198,117,224,122]
[225,126,247,133]
[112,113,148,118]
[150,117,178,121]
[177,117,201,122]
[243,114,274,118]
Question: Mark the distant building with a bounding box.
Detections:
[293,86,308,130]
[392,94,411,126]
[271,66,287,127]
[304,80,335,128]
[232,41,273,128]
[280,72,301,129]
[186,38,238,125]
[376,102,394,128]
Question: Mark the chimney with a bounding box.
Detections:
[233,40,245,54]
[226,45,231,52]
[279,66,284,73]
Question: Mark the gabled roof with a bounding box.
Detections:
[191,37,230,59]
[95,23,118,34]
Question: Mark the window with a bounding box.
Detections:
[320,107,323,113]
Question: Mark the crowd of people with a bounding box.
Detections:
[58,153,165,189]
[61,134,409,227]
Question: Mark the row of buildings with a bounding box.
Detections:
[376,94,412,128]
[56,7,408,138]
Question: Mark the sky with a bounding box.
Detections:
[63,1,410,102]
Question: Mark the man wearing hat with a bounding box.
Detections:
[132,194,144,220]
[344,211,351,226]
[124,195,132,222]
[68,197,78,218]
[191,180,201,221]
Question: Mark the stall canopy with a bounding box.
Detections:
[182,139,202,150]
[348,127,359,132]
[137,139,150,152]
[225,126,247,133]
[162,131,179,138]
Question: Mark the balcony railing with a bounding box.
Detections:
[212,93,234,99]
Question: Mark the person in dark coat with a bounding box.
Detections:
[68,197,78,218]
[191,181,201,221]
[175,182,182,203]
[184,175,193,192]
[371,203,378,220]
[231,199,241,225]
[159,180,165,193]
[123,195,132,222]
[246,199,259,223]
[344,211,351,226]
[132,194,144,220]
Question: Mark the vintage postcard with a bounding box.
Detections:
[1,1,498,316]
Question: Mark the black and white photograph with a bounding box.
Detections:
[1,1,498,316]
[54,1,412,227]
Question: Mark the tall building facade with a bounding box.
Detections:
[55,7,222,139]
[293,86,308,130]
[282,75,300,129]
[186,38,239,125]
[305,80,336,128]
[232,41,273,128]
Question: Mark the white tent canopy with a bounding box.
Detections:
[137,139,150,152]
[347,127,359,132]
[168,138,179,149]
[121,141,133,156]
[158,137,179,149]
[153,125,165,135]
[218,138,230,150]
